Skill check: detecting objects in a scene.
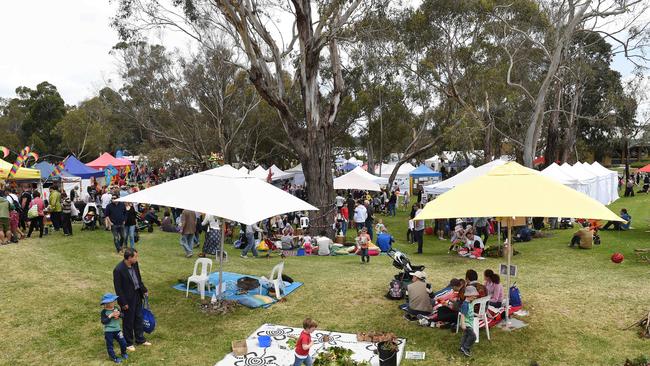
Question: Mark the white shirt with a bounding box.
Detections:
[353,205,367,223]
[201,214,221,231]
[414,209,425,231]
[317,236,333,256]
[100,193,112,209]
[335,195,345,207]
[466,235,484,249]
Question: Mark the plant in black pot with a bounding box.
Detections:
[377,341,399,366]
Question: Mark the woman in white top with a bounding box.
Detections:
[199,214,221,257]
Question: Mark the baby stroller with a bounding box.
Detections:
[387,249,425,281]
[81,202,98,230]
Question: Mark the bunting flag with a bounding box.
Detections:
[7,146,31,179]
[0,146,9,158]
[49,161,66,178]
[27,151,39,162]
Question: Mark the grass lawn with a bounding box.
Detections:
[1,193,650,366]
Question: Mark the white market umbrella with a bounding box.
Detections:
[117,169,317,295]
[334,170,381,191]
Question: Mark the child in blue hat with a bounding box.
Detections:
[100,293,129,363]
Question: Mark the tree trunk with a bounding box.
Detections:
[301,131,335,236]
[522,4,589,167]
[544,84,562,166]
[560,87,581,163]
[367,141,375,175]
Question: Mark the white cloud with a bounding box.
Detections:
[0,1,121,104]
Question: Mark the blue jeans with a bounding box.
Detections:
[180,234,194,255]
[126,225,136,249]
[341,220,348,236]
[104,330,127,360]
[111,225,126,252]
[388,203,396,216]
[293,355,313,366]
[241,232,258,257]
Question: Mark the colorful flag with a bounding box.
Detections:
[49,161,66,178]
[7,146,30,179]
[0,146,9,158]
[104,164,118,185]
[27,151,39,162]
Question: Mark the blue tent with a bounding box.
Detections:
[409,164,441,178]
[341,162,358,171]
[32,161,77,180]
[64,155,103,179]
[33,161,55,179]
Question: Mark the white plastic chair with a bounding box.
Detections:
[300,217,310,230]
[456,296,491,343]
[186,258,213,300]
[268,261,286,300]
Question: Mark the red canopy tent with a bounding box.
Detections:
[86,153,132,169]
[638,164,650,173]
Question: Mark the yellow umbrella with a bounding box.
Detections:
[0,159,41,180]
[414,161,624,325]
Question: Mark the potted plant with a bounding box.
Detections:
[377,340,399,366]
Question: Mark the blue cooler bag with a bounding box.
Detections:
[142,295,156,334]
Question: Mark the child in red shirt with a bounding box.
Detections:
[294,318,317,366]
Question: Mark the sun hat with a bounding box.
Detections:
[456,218,463,224]
[464,286,479,297]
[412,271,427,280]
[100,293,119,305]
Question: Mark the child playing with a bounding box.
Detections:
[459,286,479,357]
[294,318,317,366]
[449,220,465,253]
[375,219,386,234]
[356,227,371,263]
[100,293,129,363]
[9,203,23,243]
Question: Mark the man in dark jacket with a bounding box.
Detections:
[113,248,151,351]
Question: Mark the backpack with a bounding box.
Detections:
[386,279,405,300]
[509,284,522,307]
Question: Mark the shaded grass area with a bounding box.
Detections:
[1,193,650,365]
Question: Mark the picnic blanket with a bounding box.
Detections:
[215,323,406,366]
[173,272,303,308]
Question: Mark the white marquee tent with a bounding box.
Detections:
[579,162,612,205]
[250,166,268,180]
[559,163,597,200]
[591,162,619,203]
[350,166,388,185]
[424,159,507,195]
[286,164,305,185]
[379,162,417,177]
[333,170,381,191]
[541,163,581,191]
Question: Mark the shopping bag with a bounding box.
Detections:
[142,295,156,334]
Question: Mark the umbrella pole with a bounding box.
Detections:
[505,217,512,325]
[218,219,225,299]
[497,220,501,254]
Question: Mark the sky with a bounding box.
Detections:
[0,0,646,109]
